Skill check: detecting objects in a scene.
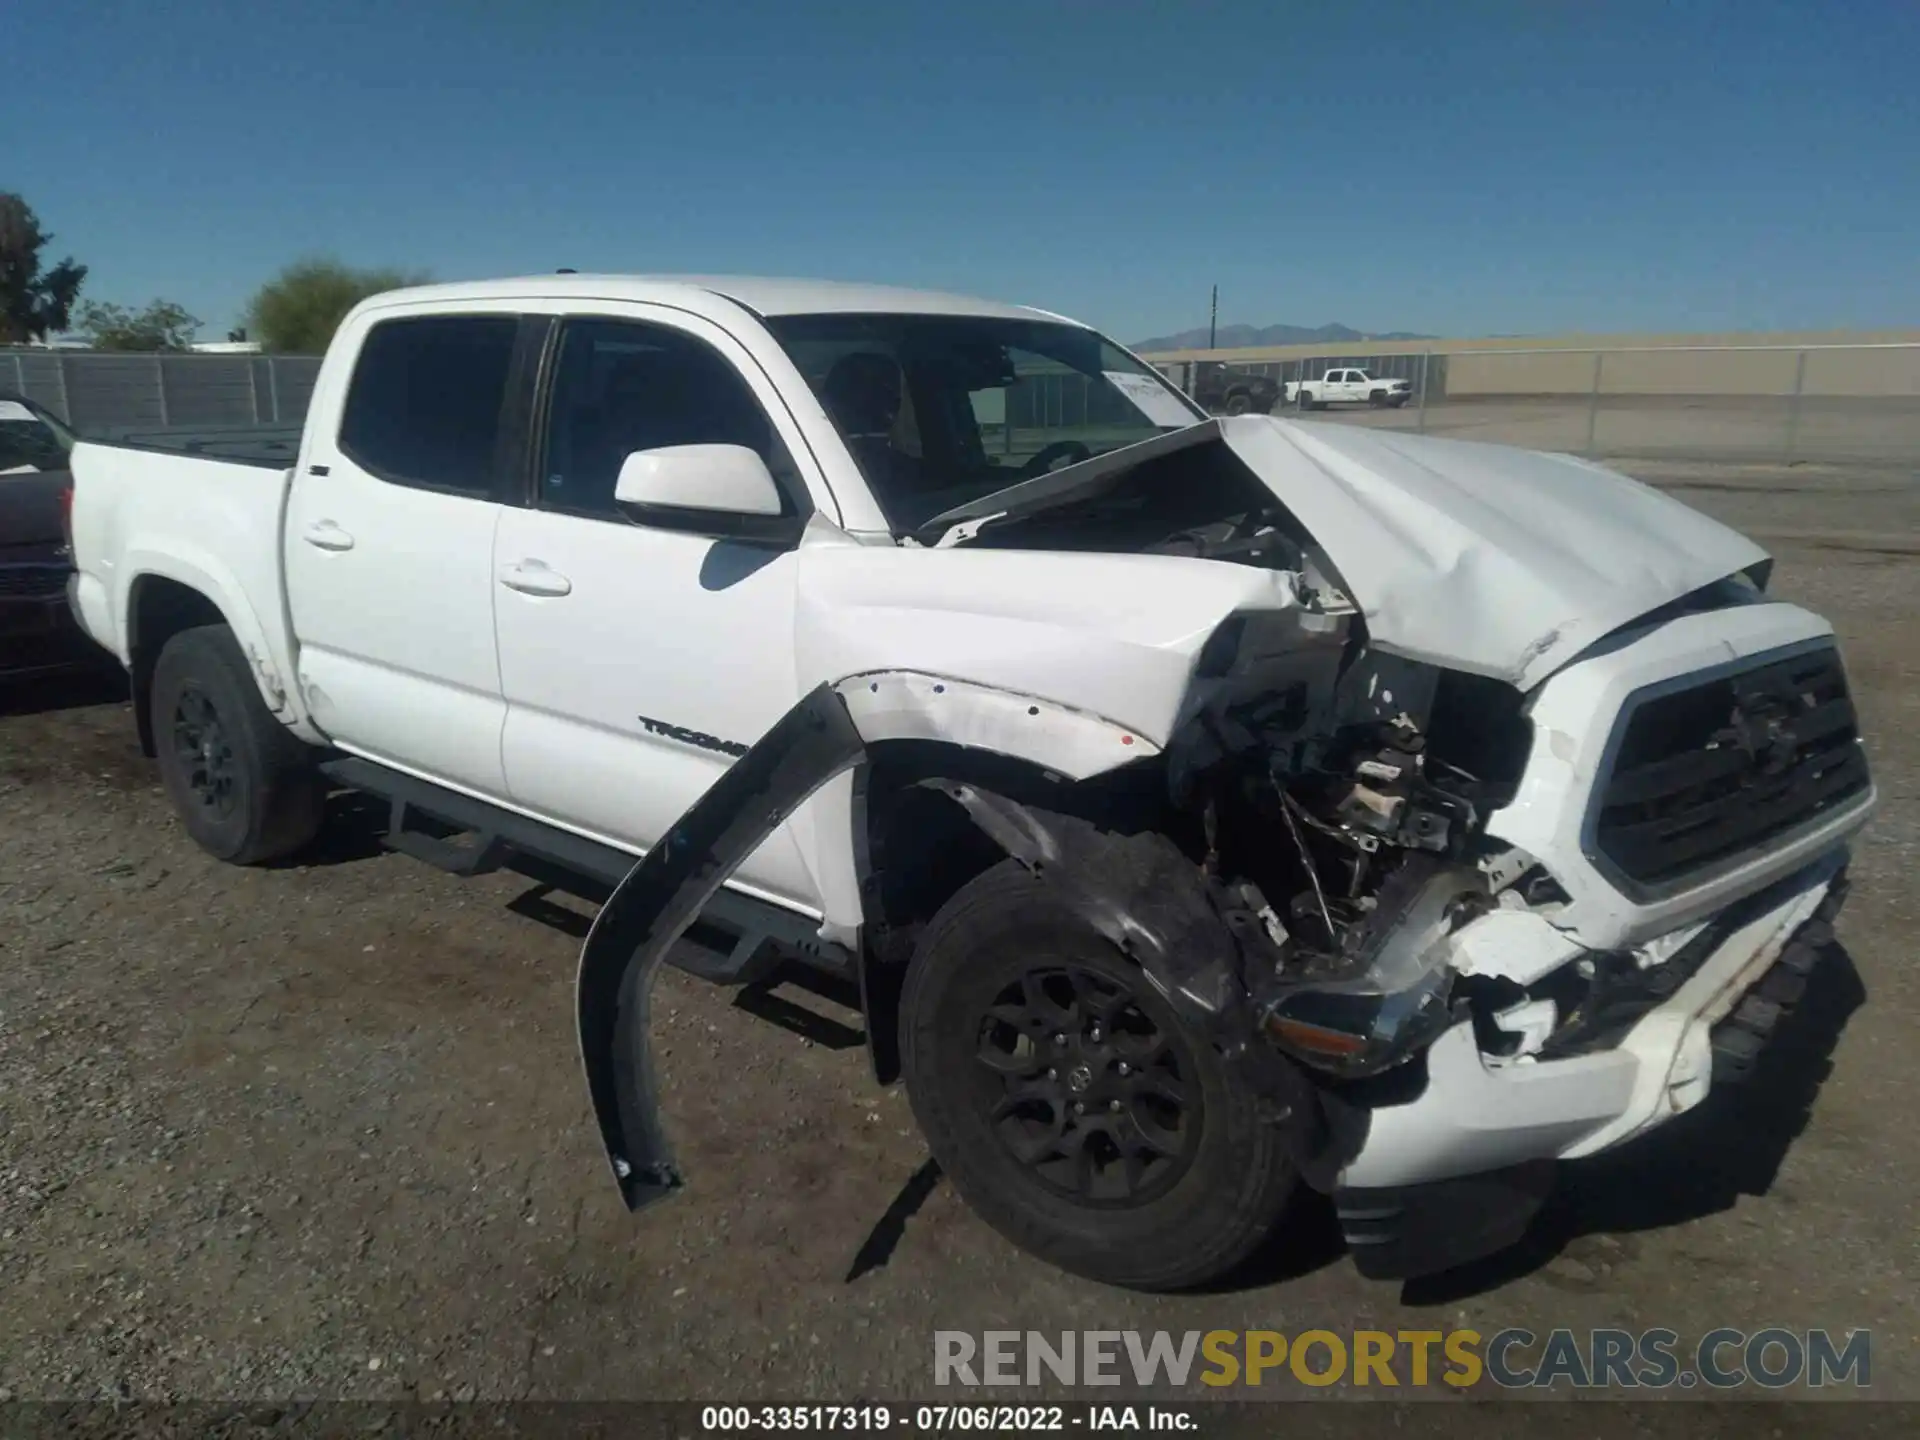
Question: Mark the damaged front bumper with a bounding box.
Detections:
[1330,850,1849,1275]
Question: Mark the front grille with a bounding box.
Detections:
[1592,645,1870,890]
[0,563,69,600]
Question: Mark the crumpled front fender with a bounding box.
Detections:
[576,683,866,1211]
[576,679,1357,1215]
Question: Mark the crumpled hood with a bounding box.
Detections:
[929,417,1767,691]
[1216,417,1768,689]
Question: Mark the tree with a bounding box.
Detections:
[244,259,429,355]
[0,193,88,343]
[75,298,201,352]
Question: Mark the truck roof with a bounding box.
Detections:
[360,273,1077,324]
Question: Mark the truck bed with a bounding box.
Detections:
[66,438,301,691]
[85,423,305,469]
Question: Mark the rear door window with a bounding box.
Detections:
[339,316,519,495]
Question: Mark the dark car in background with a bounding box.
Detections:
[0,393,109,680]
[1185,360,1280,416]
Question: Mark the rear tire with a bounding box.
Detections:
[151,624,324,865]
[899,860,1298,1290]
[1223,390,1252,417]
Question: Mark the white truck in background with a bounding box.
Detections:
[1287,367,1413,409]
[64,273,1871,1292]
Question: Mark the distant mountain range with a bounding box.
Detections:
[1131,322,1436,351]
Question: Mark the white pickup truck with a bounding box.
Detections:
[1287,367,1413,410]
[66,274,1872,1292]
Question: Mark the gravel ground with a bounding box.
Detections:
[1,460,1916,1406]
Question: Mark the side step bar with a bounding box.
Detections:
[318,756,852,986]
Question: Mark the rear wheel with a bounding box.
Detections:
[899,860,1298,1290]
[1223,389,1252,416]
[151,625,324,865]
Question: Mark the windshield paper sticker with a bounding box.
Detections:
[1104,371,1196,428]
[0,401,37,422]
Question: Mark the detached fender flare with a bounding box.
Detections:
[576,674,1158,1212]
[577,683,868,1210]
[576,674,1369,1216]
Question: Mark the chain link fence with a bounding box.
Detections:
[1144,344,1920,467]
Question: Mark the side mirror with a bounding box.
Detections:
[612,444,802,544]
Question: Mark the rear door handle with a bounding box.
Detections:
[301,520,354,551]
[498,560,573,597]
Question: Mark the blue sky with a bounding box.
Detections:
[10,0,1916,342]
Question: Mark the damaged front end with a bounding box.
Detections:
[573,415,1864,1288]
[1148,595,1552,1090]
[569,424,1623,1261]
[576,612,1567,1222]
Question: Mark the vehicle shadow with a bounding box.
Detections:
[281,791,570,873]
[503,870,868,1051]
[273,787,392,868]
[0,661,128,717]
[1199,1187,1351,1293]
[297,827,862,1047]
[1398,940,1867,1305]
[733,968,866,1051]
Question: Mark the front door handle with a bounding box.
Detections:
[498,560,573,597]
[301,520,355,552]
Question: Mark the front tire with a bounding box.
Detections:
[151,624,324,865]
[1223,390,1252,417]
[899,860,1298,1290]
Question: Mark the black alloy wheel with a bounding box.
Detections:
[972,963,1201,1207]
[899,859,1301,1290]
[149,624,325,864]
[170,683,240,822]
